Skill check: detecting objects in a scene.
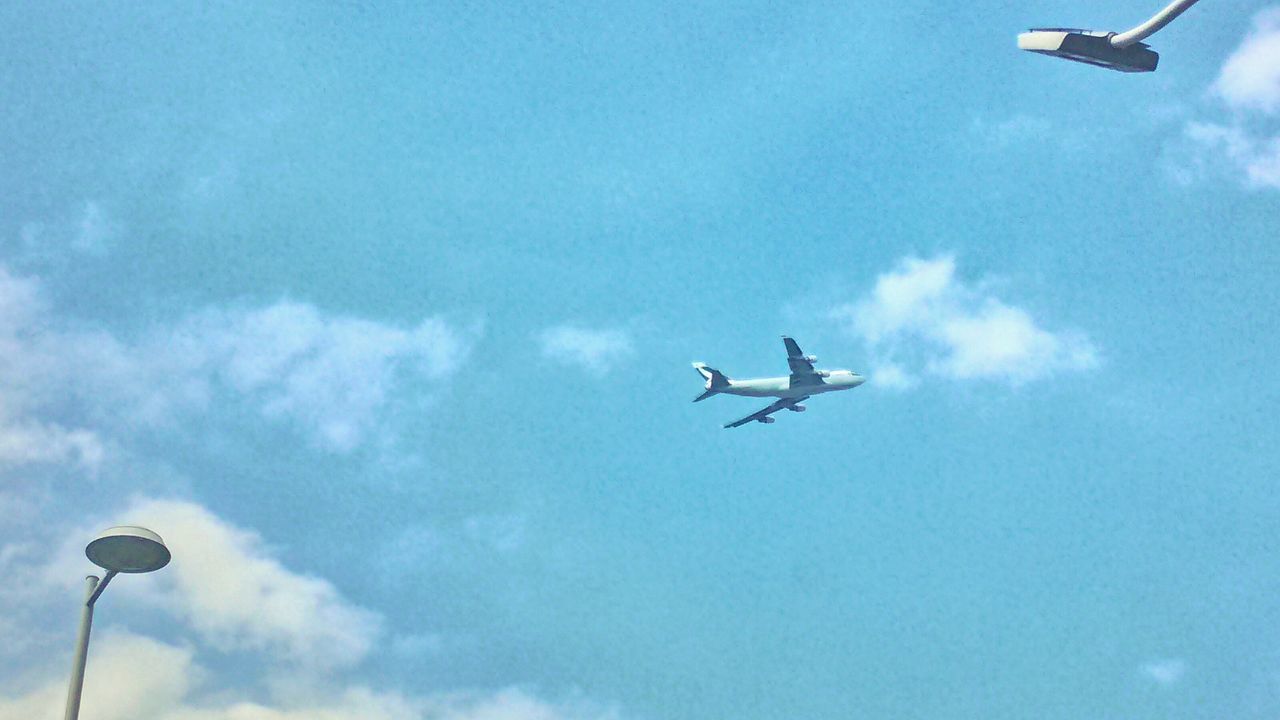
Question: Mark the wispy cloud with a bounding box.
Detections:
[182,302,471,452]
[14,201,117,262]
[1140,658,1188,687]
[0,264,474,456]
[0,418,104,475]
[72,201,116,255]
[970,114,1052,148]
[1172,7,1280,190]
[832,255,1098,387]
[869,361,918,391]
[0,266,108,474]
[538,325,634,376]
[465,513,528,554]
[1181,121,1280,189]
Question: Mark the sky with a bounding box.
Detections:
[2,2,1280,719]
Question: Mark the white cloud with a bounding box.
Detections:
[0,264,472,456]
[0,627,615,720]
[0,631,195,720]
[1174,8,1280,190]
[1140,658,1188,687]
[0,263,611,719]
[0,417,105,474]
[537,325,633,376]
[169,687,423,720]
[1184,122,1253,160]
[933,302,1095,381]
[181,302,468,452]
[0,267,105,473]
[422,689,619,720]
[0,264,46,335]
[869,362,917,391]
[0,496,623,720]
[1214,8,1280,115]
[42,498,381,672]
[833,255,1098,386]
[1183,121,1280,190]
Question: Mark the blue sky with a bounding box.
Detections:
[3,2,1280,719]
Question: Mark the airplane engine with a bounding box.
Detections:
[788,404,807,412]
[804,355,817,363]
[758,416,775,424]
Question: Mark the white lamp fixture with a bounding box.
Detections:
[1018,0,1202,73]
[86,526,172,574]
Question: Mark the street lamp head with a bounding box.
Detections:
[1018,29,1159,73]
[85,526,171,574]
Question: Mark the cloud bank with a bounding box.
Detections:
[833,255,1097,388]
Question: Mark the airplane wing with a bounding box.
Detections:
[782,336,823,386]
[723,396,809,429]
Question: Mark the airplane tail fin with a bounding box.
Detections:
[692,362,730,402]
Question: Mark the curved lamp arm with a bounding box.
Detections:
[1111,0,1203,48]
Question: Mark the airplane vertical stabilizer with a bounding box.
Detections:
[692,362,730,402]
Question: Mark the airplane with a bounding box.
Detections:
[693,336,865,428]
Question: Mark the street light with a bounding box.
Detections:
[63,526,171,720]
[1017,0,1203,73]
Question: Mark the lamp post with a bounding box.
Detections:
[63,526,171,720]
[1017,0,1203,72]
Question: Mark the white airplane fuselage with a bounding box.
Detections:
[720,371,865,399]
[692,337,864,427]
